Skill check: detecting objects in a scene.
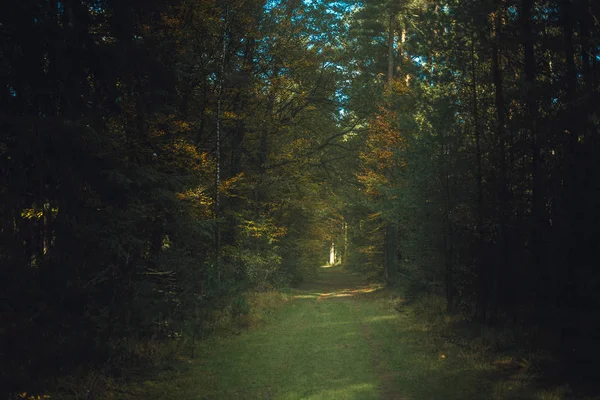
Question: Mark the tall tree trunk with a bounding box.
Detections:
[443,141,454,312]
[522,0,543,316]
[384,224,397,283]
[196,81,209,146]
[471,31,485,318]
[383,10,397,283]
[343,221,349,266]
[559,0,578,301]
[489,4,508,323]
[387,13,395,87]
[214,8,229,281]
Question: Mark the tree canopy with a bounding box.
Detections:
[2,0,600,395]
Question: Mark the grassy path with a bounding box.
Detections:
[119,266,503,399]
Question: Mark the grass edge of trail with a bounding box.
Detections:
[49,266,598,400]
[366,291,599,400]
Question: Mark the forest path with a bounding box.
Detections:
[193,266,394,399]
[126,266,492,399]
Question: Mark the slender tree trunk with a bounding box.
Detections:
[387,13,395,87]
[214,8,229,281]
[471,31,486,319]
[383,10,397,284]
[559,0,578,303]
[400,22,409,85]
[522,0,543,315]
[196,81,208,146]
[395,20,405,79]
[384,224,397,283]
[489,4,508,323]
[443,142,454,312]
[578,0,593,93]
[343,221,349,266]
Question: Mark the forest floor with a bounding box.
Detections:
[103,265,585,400]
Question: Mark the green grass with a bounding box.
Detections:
[69,266,590,400]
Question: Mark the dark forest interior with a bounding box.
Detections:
[2,0,600,398]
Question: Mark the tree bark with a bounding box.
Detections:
[214,8,229,281]
[383,9,397,283]
[489,3,508,323]
[522,0,543,315]
[387,12,395,87]
[471,31,485,316]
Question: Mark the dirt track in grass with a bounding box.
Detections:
[116,266,509,399]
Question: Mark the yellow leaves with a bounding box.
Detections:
[222,111,240,121]
[160,139,215,174]
[176,187,214,219]
[356,170,387,198]
[172,120,192,132]
[175,173,249,219]
[219,172,246,194]
[151,119,192,137]
[20,208,43,220]
[18,393,50,400]
[241,219,286,242]
[176,188,212,205]
[20,206,58,220]
[384,77,410,97]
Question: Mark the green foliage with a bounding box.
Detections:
[4,0,600,396]
[0,0,359,395]
[222,245,283,290]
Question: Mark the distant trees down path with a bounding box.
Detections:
[2,0,600,395]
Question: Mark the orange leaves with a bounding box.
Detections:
[357,103,408,197]
[163,141,214,174]
[366,105,406,162]
[219,172,247,197]
[356,170,387,198]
